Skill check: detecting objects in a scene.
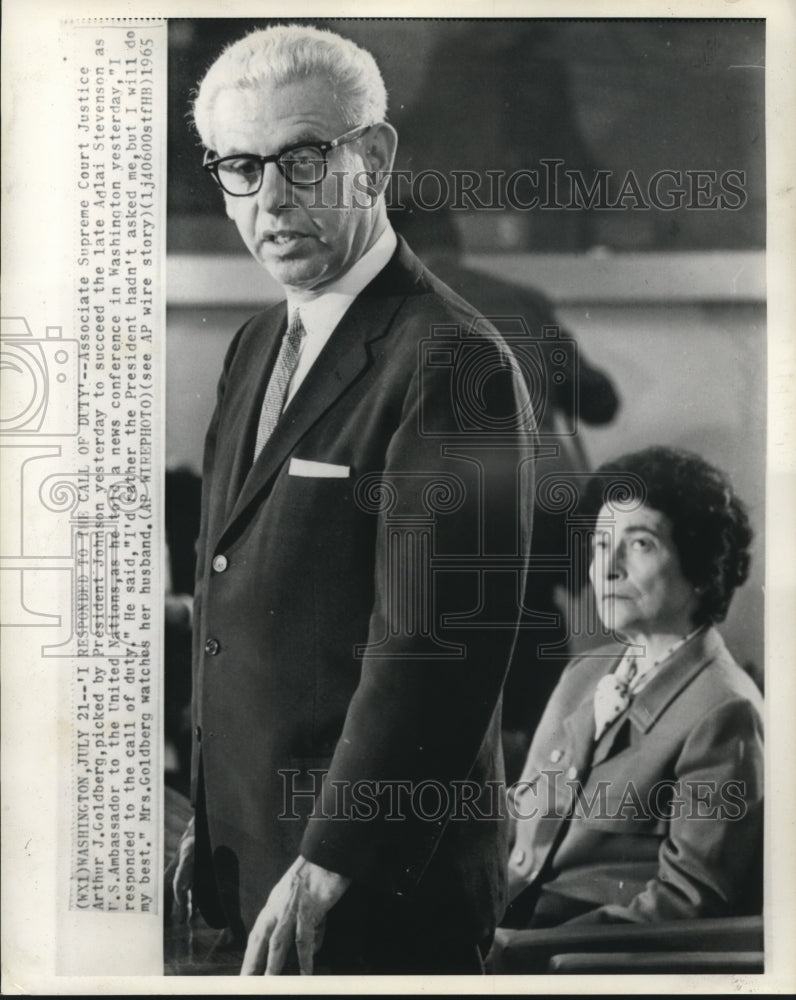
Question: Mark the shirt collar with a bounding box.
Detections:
[285,224,398,341]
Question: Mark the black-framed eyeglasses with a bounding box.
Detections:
[203,123,372,197]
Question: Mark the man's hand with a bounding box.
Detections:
[171,816,195,923]
[240,857,351,975]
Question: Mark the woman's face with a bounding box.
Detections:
[590,503,699,639]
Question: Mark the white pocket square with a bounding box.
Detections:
[288,458,350,478]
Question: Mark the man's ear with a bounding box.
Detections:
[361,121,398,197]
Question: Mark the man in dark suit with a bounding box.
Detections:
[171,24,536,975]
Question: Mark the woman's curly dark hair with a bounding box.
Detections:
[584,446,753,626]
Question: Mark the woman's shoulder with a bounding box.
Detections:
[696,629,763,713]
[645,627,764,738]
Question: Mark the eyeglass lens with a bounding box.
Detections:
[216,146,327,194]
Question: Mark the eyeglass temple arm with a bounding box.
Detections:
[328,124,372,150]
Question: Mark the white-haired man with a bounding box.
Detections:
[172,24,535,975]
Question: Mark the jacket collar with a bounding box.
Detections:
[563,627,728,769]
[627,625,729,733]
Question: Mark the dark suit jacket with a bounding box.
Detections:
[507,626,764,925]
[191,237,536,947]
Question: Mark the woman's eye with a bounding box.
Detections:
[631,536,653,551]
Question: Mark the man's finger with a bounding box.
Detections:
[294,903,318,975]
[240,909,276,975]
[264,904,296,976]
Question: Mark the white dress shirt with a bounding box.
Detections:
[283,225,398,407]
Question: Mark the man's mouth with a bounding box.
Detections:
[262,231,310,247]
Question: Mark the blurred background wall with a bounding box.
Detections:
[167,18,764,253]
[165,18,765,683]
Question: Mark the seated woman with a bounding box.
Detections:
[502,446,763,929]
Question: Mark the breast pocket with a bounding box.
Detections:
[288,458,351,478]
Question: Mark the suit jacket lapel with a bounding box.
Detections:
[562,678,605,776]
[590,628,724,766]
[558,651,633,772]
[591,712,630,766]
[222,241,423,539]
[628,627,725,733]
[221,305,288,521]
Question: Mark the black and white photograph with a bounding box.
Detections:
[1,2,795,994]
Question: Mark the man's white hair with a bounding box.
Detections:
[193,24,388,150]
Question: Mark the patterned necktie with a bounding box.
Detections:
[253,310,306,462]
[593,655,638,741]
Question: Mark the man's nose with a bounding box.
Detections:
[255,161,297,214]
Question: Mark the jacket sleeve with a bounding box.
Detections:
[300,319,536,894]
[565,694,764,925]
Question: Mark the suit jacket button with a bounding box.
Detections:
[195,726,202,743]
[566,765,578,780]
[212,554,228,573]
[204,637,220,656]
[550,749,563,763]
